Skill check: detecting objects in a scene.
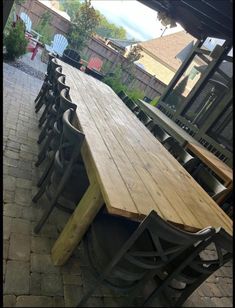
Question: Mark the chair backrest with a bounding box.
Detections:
[125,98,140,113]
[118,90,128,101]
[87,56,103,71]
[192,164,228,201]
[49,58,61,84]
[62,49,81,62]
[163,139,200,172]
[59,88,77,122]
[145,226,232,307]
[52,34,68,57]
[150,124,172,144]
[20,12,32,32]
[137,110,153,127]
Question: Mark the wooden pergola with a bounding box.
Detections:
[138,0,233,167]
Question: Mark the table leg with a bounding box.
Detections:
[51,181,103,266]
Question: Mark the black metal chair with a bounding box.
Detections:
[34,53,54,104]
[191,164,229,202]
[38,66,65,128]
[37,75,70,145]
[77,209,215,307]
[117,90,128,101]
[144,227,232,307]
[62,48,82,70]
[35,88,77,188]
[162,139,200,173]
[125,98,140,115]
[35,58,61,114]
[33,108,89,234]
[137,110,153,127]
[150,123,174,145]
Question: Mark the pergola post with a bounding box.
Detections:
[3,0,15,30]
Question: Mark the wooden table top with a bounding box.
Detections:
[186,142,233,187]
[136,99,201,147]
[57,59,232,236]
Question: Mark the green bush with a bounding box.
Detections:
[150,96,160,106]
[34,11,53,45]
[126,88,145,102]
[4,20,28,60]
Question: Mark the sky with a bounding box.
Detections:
[90,0,183,41]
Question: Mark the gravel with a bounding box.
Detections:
[3,57,45,81]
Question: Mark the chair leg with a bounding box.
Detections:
[35,96,46,113]
[33,165,73,234]
[37,157,54,187]
[39,105,50,128]
[32,185,46,203]
[35,132,54,167]
[37,121,50,144]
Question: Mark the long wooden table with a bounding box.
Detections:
[136,99,201,147]
[51,60,232,266]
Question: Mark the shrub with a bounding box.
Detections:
[34,11,53,45]
[150,96,160,106]
[4,20,28,60]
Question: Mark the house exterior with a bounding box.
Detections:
[136,31,196,84]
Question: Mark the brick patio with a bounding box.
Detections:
[3,52,233,307]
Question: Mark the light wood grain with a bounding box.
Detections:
[186,142,233,186]
[56,59,233,236]
[136,99,201,147]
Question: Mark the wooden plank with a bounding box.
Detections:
[186,142,233,186]
[58,60,232,236]
[136,99,200,146]
[51,181,103,266]
[70,66,232,234]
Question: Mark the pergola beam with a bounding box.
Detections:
[3,0,15,30]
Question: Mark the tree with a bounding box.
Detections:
[58,0,81,22]
[68,0,100,51]
[95,13,127,39]
[34,11,53,45]
[122,45,143,85]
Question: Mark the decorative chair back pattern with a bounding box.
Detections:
[87,56,103,71]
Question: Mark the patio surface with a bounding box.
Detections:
[3,50,233,307]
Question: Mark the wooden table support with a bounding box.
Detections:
[51,181,103,266]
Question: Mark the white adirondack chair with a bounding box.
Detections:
[19,12,41,41]
[45,34,68,57]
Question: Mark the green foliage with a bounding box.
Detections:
[150,96,160,106]
[95,13,127,39]
[103,64,145,101]
[59,0,81,22]
[4,20,28,60]
[68,0,100,51]
[34,11,53,45]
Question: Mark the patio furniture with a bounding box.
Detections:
[186,142,233,187]
[162,138,200,173]
[78,209,215,306]
[35,58,61,113]
[19,12,42,41]
[136,99,200,147]
[33,108,89,233]
[38,66,65,128]
[84,67,105,81]
[137,110,153,127]
[117,90,128,101]
[62,48,82,70]
[191,164,229,203]
[34,53,54,103]
[49,60,232,267]
[87,56,103,71]
[45,33,68,57]
[37,75,69,145]
[35,88,76,172]
[150,123,174,145]
[125,98,140,115]
[144,226,232,307]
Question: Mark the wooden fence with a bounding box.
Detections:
[17,0,167,99]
